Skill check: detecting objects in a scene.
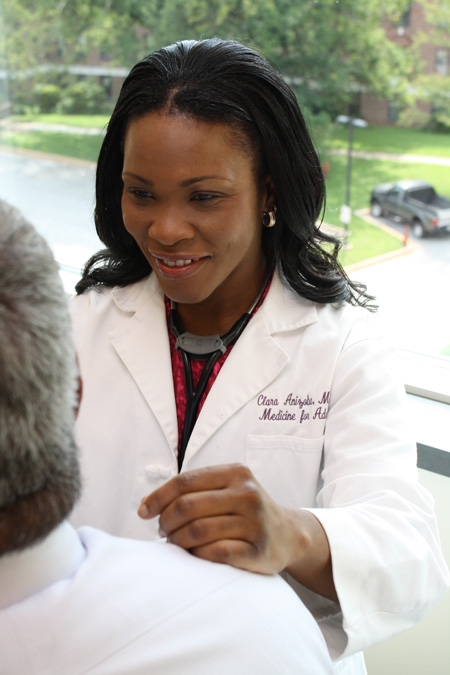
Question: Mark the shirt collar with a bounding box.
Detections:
[0,521,86,609]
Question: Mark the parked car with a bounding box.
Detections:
[370,180,450,238]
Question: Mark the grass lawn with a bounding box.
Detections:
[12,113,110,129]
[0,130,103,162]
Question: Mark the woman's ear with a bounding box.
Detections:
[262,174,276,211]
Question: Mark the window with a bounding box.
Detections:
[395,6,411,36]
[399,8,411,29]
[387,100,400,123]
[1,0,449,401]
[435,47,450,76]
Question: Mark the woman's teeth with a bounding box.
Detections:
[162,258,196,267]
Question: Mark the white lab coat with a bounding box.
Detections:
[0,522,333,674]
[71,269,449,672]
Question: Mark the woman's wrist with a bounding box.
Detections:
[283,508,338,603]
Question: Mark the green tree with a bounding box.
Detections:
[2,0,415,118]
[139,0,415,117]
[407,0,450,131]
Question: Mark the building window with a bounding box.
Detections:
[387,100,400,123]
[395,6,411,36]
[100,76,113,99]
[399,8,411,28]
[435,48,450,76]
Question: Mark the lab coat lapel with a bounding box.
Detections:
[108,276,178,455]
[183,311,288,463]
[183,272,318,462]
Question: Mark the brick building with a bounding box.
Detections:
[360,1,450,125]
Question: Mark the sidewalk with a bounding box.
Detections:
[329,148,450,166]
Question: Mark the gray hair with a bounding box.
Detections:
[0,200,81,554]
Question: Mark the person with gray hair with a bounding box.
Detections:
[0,200,334,675]
[0,199,81,555]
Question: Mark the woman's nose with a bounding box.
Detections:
[147,206,195,246]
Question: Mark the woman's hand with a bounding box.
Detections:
[138,463,338,601]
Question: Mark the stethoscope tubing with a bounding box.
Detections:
[171,263,274,470]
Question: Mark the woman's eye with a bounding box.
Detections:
[129,188,153,200]
[192,193,220,202]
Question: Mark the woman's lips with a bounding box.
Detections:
[151,254,208,278]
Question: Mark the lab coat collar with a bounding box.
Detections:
[109,275,179,455]
[0,521,86,609]
[109,269,319,333]
[260,268,318,334]
[110,273,159,313]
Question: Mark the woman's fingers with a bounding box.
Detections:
[138,463,257,519]
[190,539,261,569]
[159,485,264,537]
[137,464,336,597]
[138,463,296,574]
[165,513,263,550]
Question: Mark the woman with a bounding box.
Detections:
[71,39,448,673]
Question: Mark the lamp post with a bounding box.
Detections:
[335,115,368,237]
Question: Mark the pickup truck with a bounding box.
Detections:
[370,180,450,238]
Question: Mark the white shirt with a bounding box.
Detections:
[0,522,333,675]
[70,270,449,671]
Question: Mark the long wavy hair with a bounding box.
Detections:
[76,38,375,309]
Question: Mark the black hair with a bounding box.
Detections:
[76,38,375,309]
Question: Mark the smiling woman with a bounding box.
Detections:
[121,113,269,331]
[70,38,448,675]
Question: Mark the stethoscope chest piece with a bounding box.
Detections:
[175,333,226,357]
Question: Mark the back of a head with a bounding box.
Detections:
[0,201,80,555]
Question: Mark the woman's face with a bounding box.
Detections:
[121,112,271,331]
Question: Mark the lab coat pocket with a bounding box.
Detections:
[246,435,324,509]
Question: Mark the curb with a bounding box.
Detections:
[345,241,416,273]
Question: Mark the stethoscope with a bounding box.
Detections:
[170,264,273,470]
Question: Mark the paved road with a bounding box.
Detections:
[371,213,450,264]
[1,148,449,356]
[348,212,450,356]
[0,149,100,291]
[347,209,450,355]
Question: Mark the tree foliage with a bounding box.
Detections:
[2,0,416,117]
[399,0,450,131]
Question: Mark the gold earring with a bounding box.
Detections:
[262,205,277,228]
